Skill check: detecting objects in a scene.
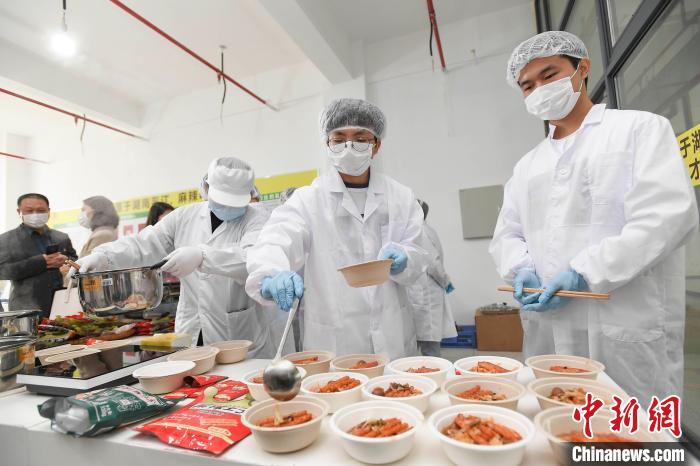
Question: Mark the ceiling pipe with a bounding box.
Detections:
[109,0,279,111]
[426,0,447,71]
[0,87,144,139]
[0,150,51,164]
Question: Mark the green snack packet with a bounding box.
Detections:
[38,385,176,437]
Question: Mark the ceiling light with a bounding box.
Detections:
[50,0,77,58]
[50,31,76,58]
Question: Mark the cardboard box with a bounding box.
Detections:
[475,309,523,352]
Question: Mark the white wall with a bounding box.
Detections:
[1,3,542,323]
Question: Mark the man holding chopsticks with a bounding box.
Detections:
[489,31,698,402]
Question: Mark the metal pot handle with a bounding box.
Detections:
[64,260,80,304]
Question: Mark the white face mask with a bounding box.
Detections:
[328,144,374,176]
[78,211,91,229]
[524,66,583,121]
[21,213,49,229]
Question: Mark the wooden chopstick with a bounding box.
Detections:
[497,286,610,300]
[65,259,81,271]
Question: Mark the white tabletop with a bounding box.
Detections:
[0,358,694,466]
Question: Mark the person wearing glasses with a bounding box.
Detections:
[246,98,428,359]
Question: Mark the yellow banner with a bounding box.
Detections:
[679,123,700,187]
[49,169,317,228]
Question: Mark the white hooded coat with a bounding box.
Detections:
[489,104,698,401]
[246,169,429,359]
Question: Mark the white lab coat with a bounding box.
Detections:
[92,202,282,357]
[408,223,457,342]
[245,169,429,360]
[489,104,698,402]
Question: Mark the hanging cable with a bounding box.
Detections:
[426,0,447,71]
[109,0,278,111]
[61,0,68,32]
[428,17,435,72]
[79,112,87,156]
[0,87,144,139]
[219,45,227,124]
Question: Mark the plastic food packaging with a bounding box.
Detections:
[135,385,252,455]
[162,375,228,400]
[37,385,176,437]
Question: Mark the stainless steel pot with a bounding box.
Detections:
[0,310,41,337]
[0,336,35,392]
[74,266,164,316]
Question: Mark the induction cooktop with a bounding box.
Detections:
[17,343,185,396]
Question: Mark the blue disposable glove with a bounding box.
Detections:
[513,268,541,305]
[261,271,304,311]
[379,247,408,275]
[522,269,586,312]
[445,283,455,294]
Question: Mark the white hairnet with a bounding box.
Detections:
[319,98,386,141]
[506,31,588,89]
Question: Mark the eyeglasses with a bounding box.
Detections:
[327,138,376,154]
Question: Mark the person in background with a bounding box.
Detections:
[250,186,261,203]
[0,193,77,315]
[490,31,698,402]
[246,98,428,359]
[408,199,457,357]
[77,157,276,356]
[145,202,174,227]
[77,196,120,257]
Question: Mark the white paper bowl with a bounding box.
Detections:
[283,350,335,375]
[331,354,389,379]
[361,374,438,413]
[429,404,535,466]
[526,354,605,380]
[330,401,424,464]
[243,367,307,401]
[534,406,671,465]
[241,396,329,453]
[454,356,523,381]
[386,356,453,386]
[300,371,369,413]
[442,376,527,411]
[132,360,195,394]
[210,340,252,364]
[528,377,627,411]
[338,259,393,287]
[167,346,219,375]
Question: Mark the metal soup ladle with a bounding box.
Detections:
[263,297,302,401]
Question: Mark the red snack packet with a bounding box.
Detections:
[184,375,227,388]
[162,375,228,400]
[135,384,251,455]
[188,380,249,401]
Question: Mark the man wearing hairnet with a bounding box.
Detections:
[77,157,277,355]
[246,98,428,359]
[489,31,698,401]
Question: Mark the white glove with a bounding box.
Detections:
[161,246,204,277]
[76,253,108,273]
